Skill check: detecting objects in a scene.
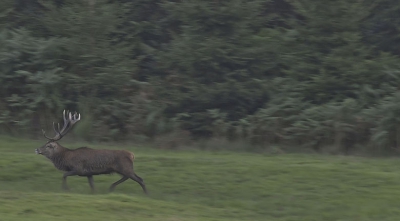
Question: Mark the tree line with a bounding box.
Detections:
[1,0,400,153]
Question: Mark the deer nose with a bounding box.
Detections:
[35,149,41,154]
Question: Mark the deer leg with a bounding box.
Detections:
[134,173,144,182]
[87,175,95,193]
[109,176,129,192]
[129,173,148,195]
[62,171,78,190]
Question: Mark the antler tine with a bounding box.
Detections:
[59,111,81,137]
[41,122,58,141]
[70,111,80,123]
[63,110,67,121]
[52,122,57,134]
[51,110,70,140]
[57,122,62,137]
[42,129,53,140]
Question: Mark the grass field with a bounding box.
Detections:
[1,136,400,220]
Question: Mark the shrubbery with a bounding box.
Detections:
[1,0,400,153]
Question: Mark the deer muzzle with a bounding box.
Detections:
[35,149,42,154]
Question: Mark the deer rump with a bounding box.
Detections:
[60,147,135,176]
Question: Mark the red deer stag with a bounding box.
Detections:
[35,110,148,195]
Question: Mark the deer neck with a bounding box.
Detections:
[49,145,71,171]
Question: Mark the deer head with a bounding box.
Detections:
[35,110,81,158]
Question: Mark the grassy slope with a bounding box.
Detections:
[1,136,400,220]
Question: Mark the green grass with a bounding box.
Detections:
[1,136,400,220]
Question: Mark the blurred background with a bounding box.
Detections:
[1,0,400,154]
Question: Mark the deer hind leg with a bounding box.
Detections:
[129,173,148,195]
[109,176,129,192]
[134,173,144,182]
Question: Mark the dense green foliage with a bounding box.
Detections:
[1,0,400,152]
[3,137,400,220]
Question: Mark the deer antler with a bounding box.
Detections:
[42,110,81,141]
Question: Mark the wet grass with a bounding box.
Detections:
[1,136,400,220]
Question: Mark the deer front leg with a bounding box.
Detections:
[62,171,78,191]
[87,175,95,193]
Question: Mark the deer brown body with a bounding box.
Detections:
[35,110,147,195]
